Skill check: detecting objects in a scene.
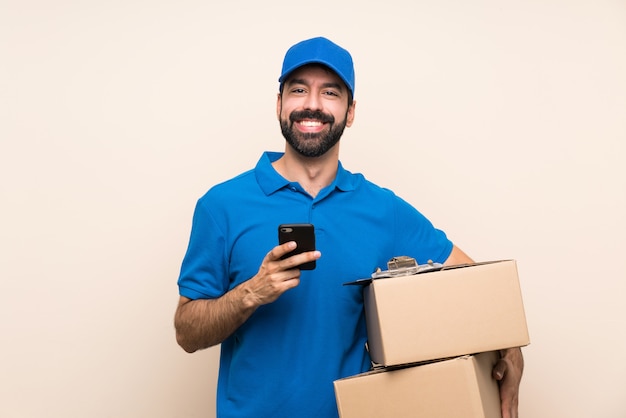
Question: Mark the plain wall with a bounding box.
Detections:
[1,0,625,417]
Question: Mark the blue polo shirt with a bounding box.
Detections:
[178,151,453,418]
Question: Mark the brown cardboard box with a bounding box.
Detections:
[334,351,502,418]
[363,260,529,366]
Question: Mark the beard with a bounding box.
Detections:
[280,109,347,158]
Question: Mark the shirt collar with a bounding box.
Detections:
[255,151,356,196]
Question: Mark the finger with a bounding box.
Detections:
[500,394,518,418]
[267,241,297,262]
[495,359,519,418]
[492,358,507,381]
[283,250,321,269]
[501,397,512,418]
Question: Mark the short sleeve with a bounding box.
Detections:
[177,197,230,299]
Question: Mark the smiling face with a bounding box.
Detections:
[277,64,355,158]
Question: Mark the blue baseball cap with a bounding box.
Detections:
[278,37,355,97]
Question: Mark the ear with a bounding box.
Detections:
[276,93,282,120]
[345,100,356,127]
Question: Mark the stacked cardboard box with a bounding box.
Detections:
[334,260,530,418]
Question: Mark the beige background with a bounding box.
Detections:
[1,0,625,417]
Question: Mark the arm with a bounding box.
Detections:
[443,245,524,418]
[443,244,474,265]
[174,241,321,353]
[174,288,258,353]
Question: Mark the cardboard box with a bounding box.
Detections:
[334,351,502,418]
[363,260,529,366]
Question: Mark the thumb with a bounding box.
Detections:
[492,358,507,381]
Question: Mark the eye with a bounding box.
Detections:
[290,88,306,94]
[323,90,339,97]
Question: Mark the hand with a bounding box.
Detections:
[492,347,524,418]
[242,241,321,307]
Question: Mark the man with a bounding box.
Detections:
[175,37,523,418]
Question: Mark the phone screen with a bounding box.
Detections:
[278,223,316,270]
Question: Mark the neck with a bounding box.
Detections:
[272,146,339,198]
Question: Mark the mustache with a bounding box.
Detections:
[289,110,335,124]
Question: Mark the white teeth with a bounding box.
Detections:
[300,121,322,127]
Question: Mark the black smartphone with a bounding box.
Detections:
[278,223,316,270]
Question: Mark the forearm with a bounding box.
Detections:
[174,241,315,352]
[443,245,474,265]
[174,283,259,353]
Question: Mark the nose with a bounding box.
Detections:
[303,91,322,111]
